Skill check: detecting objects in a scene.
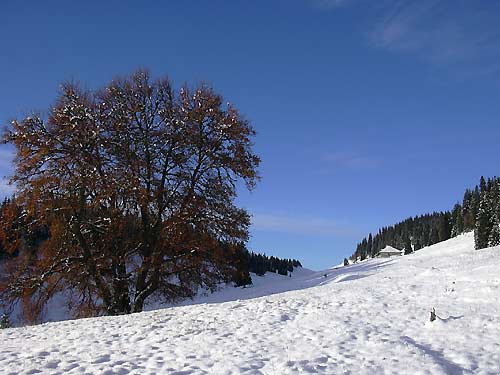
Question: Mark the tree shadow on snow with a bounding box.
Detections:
[439,315,464,323]
[308,259,395,287]
[319,273,370,286]
[400,336,470,375]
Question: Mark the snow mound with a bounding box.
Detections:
[1,232,500,374]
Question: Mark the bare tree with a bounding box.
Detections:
[0,70,260,319]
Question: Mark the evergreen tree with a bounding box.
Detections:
[437,213,452,242]
[451,203,464,236]
[0,314,10,329]
[231,245,253,287]
[233,270,252,287]
[480,176,487,193]
[488,222,500,247]
[413,238,422,251]
[429,227,440,245]
[487,201,500,247]
[403,235,412,255]
[475,192,493,250]
[367,234,373,257]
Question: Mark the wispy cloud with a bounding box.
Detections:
[312,0,500,77]
[320,151,381,172]
[369,1,500,67]
[252,213,360,237]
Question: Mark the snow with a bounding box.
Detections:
[145,267,316,311]
[1,232,500,374]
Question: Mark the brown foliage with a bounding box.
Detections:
[0,200,23,256]
[0,70,260,319]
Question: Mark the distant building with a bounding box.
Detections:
[377,246,403,258]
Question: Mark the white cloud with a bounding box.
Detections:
[369,0,500,67]
[252,213,360,237]
[313,0,500,77]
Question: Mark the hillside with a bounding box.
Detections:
[1,232,499,374]
[351,176,500,261]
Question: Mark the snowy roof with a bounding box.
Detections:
[378,246,402,254]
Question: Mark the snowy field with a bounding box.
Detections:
[1,232,499,374]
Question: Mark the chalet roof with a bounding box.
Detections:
[378,246,403,254]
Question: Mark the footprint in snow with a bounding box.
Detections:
[280,314,290,321]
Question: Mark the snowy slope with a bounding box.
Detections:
[1,232,500,374]
[0,267,317,325]
[145,266,317,311]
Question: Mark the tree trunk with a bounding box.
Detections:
[110,261,131,315]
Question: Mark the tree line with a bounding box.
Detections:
[231,247,302,287]
[351,176,500,260]
[247,252,302,277]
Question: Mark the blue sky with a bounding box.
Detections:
[1,0,500,269]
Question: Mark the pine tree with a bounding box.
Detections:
[480,176,487,193]
[403,235,412,255]
[451,203,464,236]
[488,207,500,247]
[429,226,440,245]
[437,213,452,242]
[367,234,373,257]
[488,223,500,247]
[413,238,422,251]
[233,270,252,287]
[0,314,10,329]
[475,192,493,250]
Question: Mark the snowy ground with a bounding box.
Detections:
[1,232,499,374]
